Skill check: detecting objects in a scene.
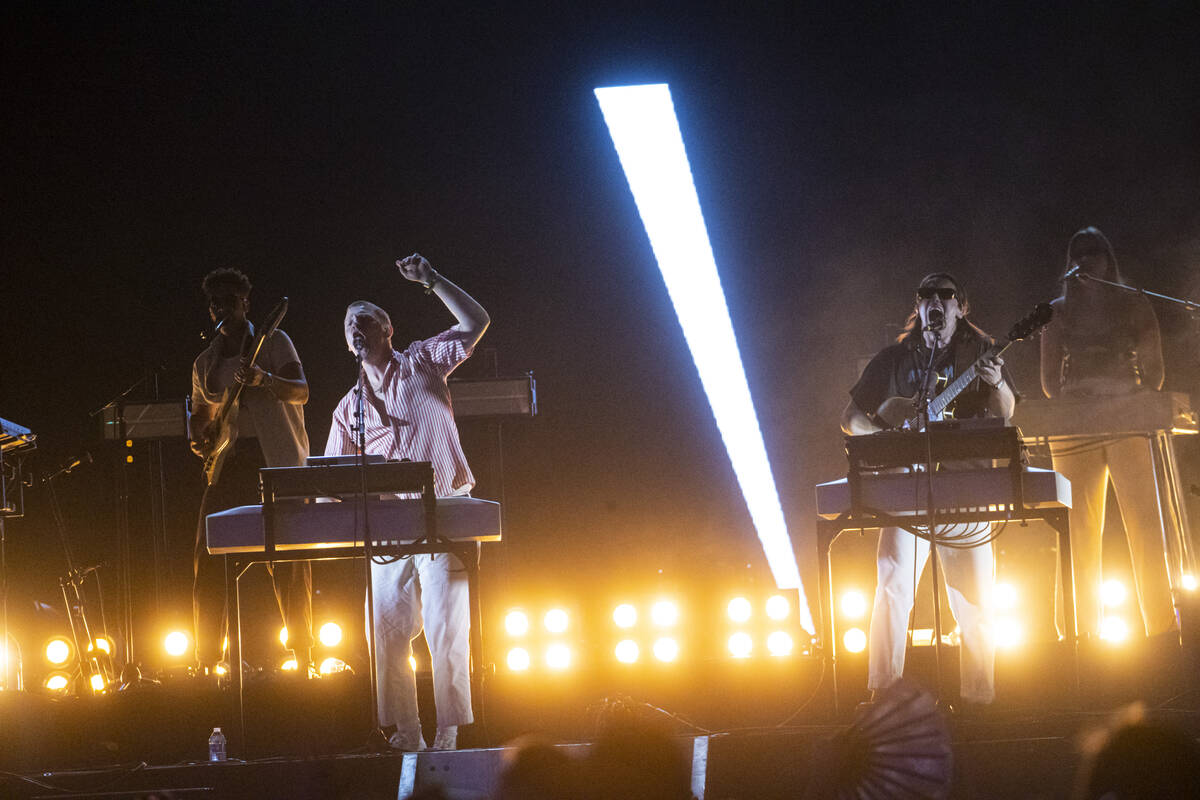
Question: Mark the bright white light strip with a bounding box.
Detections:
[595,83,812,632]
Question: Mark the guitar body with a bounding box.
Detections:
[875,392,954,431]
[198,297,289,487]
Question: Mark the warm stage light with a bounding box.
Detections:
[319,657,349,675]
[1183,574,1198,591]
[995,618,1023,649]
[544,608,569,634]
[767,631,794,656]
[994,582,1018,611]
[1101,579,1127,608]
[765,594,790,621]
[281,658,298,671]
[843,627,867,653]
[319,622,343,647]
[278,626,289,647]
[615,639,640,664]
[653,637,679,663]
[409,656,418,672]
[214,663,227,676]
[727,632,753,659]
[89,673,106,693]
[840,591,868,620]
[507,647,531,671]
[545,644,571,670]
[727,597,752,624]
[505,610,530,637]
[651,600,679,627]
[613,604,638,628]
[44,673,71,692]
[594,83,812,633]
[45,638,72,665]
[1099,616,1130,643]
[164,631,190,658]
[87,637,112,655]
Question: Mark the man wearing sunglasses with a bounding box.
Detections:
[188,268,315,679]
[841,272,1015,708]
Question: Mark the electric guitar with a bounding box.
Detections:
[874,303,1053,430]
[200,297,289,486]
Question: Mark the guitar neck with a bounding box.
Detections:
[929,340,1010,417]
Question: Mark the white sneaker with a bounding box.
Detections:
[388,728,426,752]
[431,726,458,750]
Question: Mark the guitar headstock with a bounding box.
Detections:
[1007,302,1053,341]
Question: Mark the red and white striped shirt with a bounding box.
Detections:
[324,326,476,496]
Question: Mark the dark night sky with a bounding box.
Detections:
[3,2,1200,628]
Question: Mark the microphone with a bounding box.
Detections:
[1062,262,1085,281]
[923,307,945,331]
[352,333,367,357]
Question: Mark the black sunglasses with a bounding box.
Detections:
[917,287,957,301]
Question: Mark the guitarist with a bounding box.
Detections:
[840,272,1015,709]
[188,267,314,678]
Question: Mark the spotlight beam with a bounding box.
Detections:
[595,83,813,633]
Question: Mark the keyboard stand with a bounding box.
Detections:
[817,503,1077,715]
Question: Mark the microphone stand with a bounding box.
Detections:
[914,324,948,707]
[1074,272,1200,316]
[354,349,389,752]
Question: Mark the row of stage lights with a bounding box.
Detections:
[835,574,1199,653]
[31,620,355,694]
[501,594,805,672]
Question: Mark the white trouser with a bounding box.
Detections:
[369,552,473,733]
[868,525,996,704]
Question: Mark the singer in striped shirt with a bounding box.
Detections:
[324,253,489,752]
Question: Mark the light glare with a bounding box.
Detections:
[45,638,72,665]
[615,639,639,663]
[278,627,289,646]
[89,673,106,693]
[1101,579,1127,608]
[594,83,811,633]
[727,597,752,623]
[505,610,530,637]
[546,643,571,670]
[507,647,531,671]
[995,582,1018,611]
[995,618,1023,649]
[613,604,638,628]
[319,657,348,675]
[840,591,868,619]
[1099,617,1129,643]
[765,594,790,621]
[651,600,679,627]
[728,632,753,659]
[1183,574,1198,591]
[544,608,569,634]
[164,631,190,658]
[767,631,794,656]
[843,628,868,653]
[281,658,298,671]
[653,637,679,662]
[45,673,71,691]
[319,622,343,647]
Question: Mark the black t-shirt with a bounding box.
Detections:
[850,326,1015,427]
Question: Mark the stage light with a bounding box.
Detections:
[45,637,72,665]
[727,597,752,623]
[594,83,812,633]
[507,647,531,672]
[319,657,349,675]
[1099,616,1130,643]
[728,632,753,659]
[995,582,1018,611]
[544,608,569,634]
[89,673,106,693]
[1101,579,1127,608]
[319,622,343,647]
[214,663,227,676]
[995,618,1023,649]
[164,631,190,658]
[843,627,867,654]
[653,637,679,663]
[44,673,71,692]
[840,590,868,620]
[765,594,790,621]
[281,658,298,671]
[615,639,639,664]
[1183,574,1198,591]
[651,600,679,627]
[87,637,112,654]
[767,631,794,656]
[613,604,638,628]
[278,626,290,647]
[409,656,418,672]
[546,643,571,670]
[505,610,530,637]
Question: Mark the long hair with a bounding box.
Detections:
[897,272,989,344]
[1063,226,1123,284]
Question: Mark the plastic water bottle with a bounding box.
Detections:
[208,727,227,762]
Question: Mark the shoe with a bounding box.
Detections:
[388,729,427,752]
[431,726,457,750]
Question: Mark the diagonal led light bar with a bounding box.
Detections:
[595,83,813,633]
